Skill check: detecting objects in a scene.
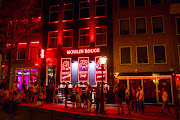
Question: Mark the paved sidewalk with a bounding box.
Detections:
[18,103,177,120]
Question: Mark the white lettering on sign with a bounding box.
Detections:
[67,48,100,54]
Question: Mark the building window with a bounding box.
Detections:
[151,0,161,6]
[96,0,106,17]
[79,28,89,47]
[137,46,148,64]
[135,0,145,7]
[120,47,131,64]
[64,3,73,21]
[17,43,27,60]
[29,42,39,59]
[63,30,73,48]
[152,16,164,33]
[154,45,166,63]
[176,17,180,35]
[135,18,146,34]
[49,5,59,22]
[120,19,130,35]
[48,31,58,48]
[79,0,89,19]
[95,26,107,46]
[119,0,129,8]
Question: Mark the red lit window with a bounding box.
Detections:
[95,26,107,46]
[120,19,130,35]
[29,42,39,59]
[96,0,106,17]
[17,43,27,60]
[49,5,59,22]
[48,31,58,48]
[63,30,73,48]
[79,0,89,19]
[79,28,89,47]
[64,3,74,21]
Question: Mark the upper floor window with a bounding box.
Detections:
[64,3,74,21]
[135,0,145,7]
[79,28,89,47]
[48,31,58,48]
[136,46,148,64]
[154,45,166,64]
[152,16,164,33]
[119,0,129,8]
[95,26,107,46]
[151,0,161,6]
[120,47,131,64]
[49,5,59,22]
[135,18,146,34]
[120,19,130,35]
[176,17,180,35]
[63,30,73,48]
[79,0,89,19]
[17,43,27,60]
[29,42,39,59]
[96,0,106,17]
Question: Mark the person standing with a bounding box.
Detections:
[95,83,101,114]
[71,85,76,109]
[131,88,137,113]
[160,88,172,114]
[33,81,39,104]
[29,82,34,103]
[53,84,58,104]
[136,88,140,112]
[113,83,124,115]
[87,85,92,112]
[125,85,131,115]
[21,81,27,97]
[75,85,81,109]
[138,86,144,115]
[64,83,69,108]
[12,80,18,100]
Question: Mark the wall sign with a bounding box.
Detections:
[78,57,89,82]
[95,56,107,82]
[61,58,71,82]
[67,48,100,55]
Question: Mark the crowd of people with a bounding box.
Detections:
[0,79,172,115]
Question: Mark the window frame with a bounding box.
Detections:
[79,0,90,20]
[136,45,149,64]
[63,3,74,22]
[29,41,39,60]
[134,0,145,8]
[150,0,161,6]
[175,16,180,35]
[49,5,59,23]
[135,17,147,35]
[95,26,107,47]
[118,0,129,9]
[17,43,27,60]
[119,18,131,36]
[119,46,132,65]
[153,45,167,64]
[62,29,73,48]
[151,15,165,34]
[95,0,107,18]
[47,31,58,49]
[79,27,90,48]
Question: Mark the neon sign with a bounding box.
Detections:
[61,58,71,82]
[67,48,100,55]
[78,57,89,82]
[95,56,107,82]
[40,49,45,58]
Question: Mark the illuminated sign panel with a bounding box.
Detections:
[95,56,107,82]
[67,48,100,55]
[61,58,71,82]
[78,57,89,82]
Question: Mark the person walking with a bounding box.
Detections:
[138,86,144,115]
[113,83,124,115]
[95,83,101,114]
[64,83,69,108]
[125,85,131,115]
[160,88,172,114]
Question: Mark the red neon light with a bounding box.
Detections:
[31,41,39,44]
[40,49,45,58]
[61,58,71,82]
[2,65,5,68]
[19,43,27,45]
[78,57,89,82]
[67,48,100,55]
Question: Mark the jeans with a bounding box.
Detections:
[161,101,171,113]
[95,98,100,113]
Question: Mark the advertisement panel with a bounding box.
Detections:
[78,57,89,82]
[61,58,71,82]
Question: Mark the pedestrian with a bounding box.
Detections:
[21,80,27,97]
[87,85,92,112]
[75,85,81,109]
[131,87,137,113]
[38,82,46,106]
[95,83,101,114]
[113,83,124,115]
[160,88,172,114]
[125,85,131,115]
[12,80,18,100]
[81,88,86,109]
[53,84,58,104]
[64,82,69,108]
[29,82,34,103]
[71,85,76,109]
[138,86,144,115]
[136,88,140,112]
[33,81,39,104]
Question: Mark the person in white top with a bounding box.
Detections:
[138,86,144,115]
[160,88,172,114]
[124,85,131,115]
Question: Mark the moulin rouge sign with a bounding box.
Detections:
[67,48,100,55]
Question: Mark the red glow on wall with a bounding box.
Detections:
[1,65,5,68]
[40,49,45,58]
[67,48,100,55]
[19,43,27,45]
[31,41,39,44]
